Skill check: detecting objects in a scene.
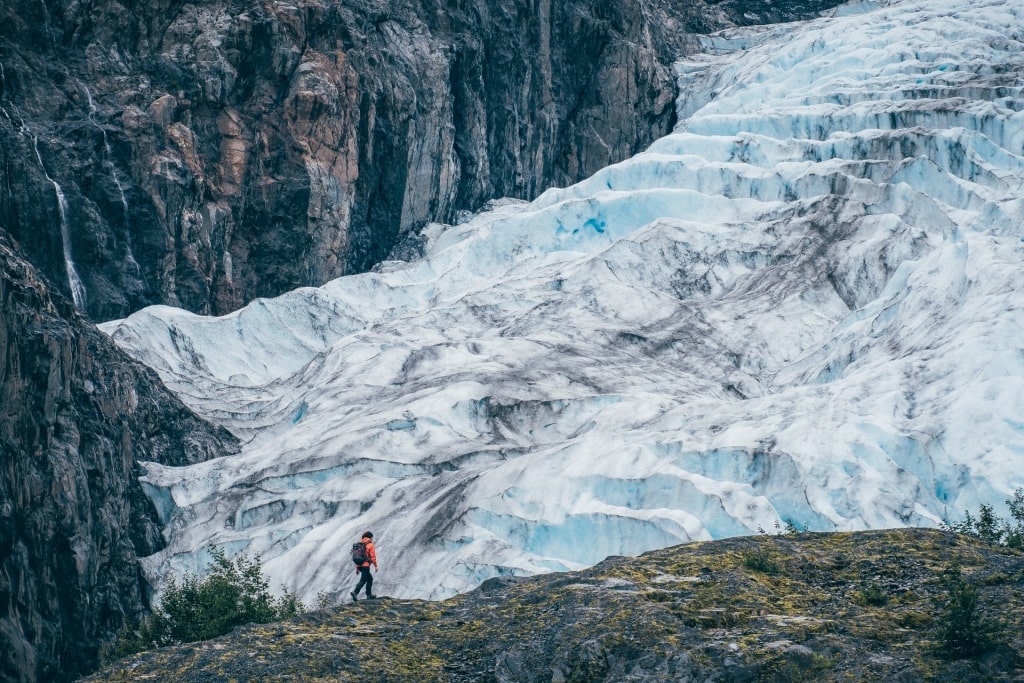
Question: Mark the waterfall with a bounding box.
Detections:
[34,136,86,309]
[80,81,141,275]
[37,0,57,49]
[0,63,17,132]
[81,83,130,222]
[0,101,28,136]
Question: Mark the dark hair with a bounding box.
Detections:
[363,531,373,539]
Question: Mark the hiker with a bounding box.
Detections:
[350,531,378,600]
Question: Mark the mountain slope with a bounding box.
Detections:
[0,233,238,683]
[84,529,1024,682]
[102,0,1024,604]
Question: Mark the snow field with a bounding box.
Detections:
[104,0,1024,601]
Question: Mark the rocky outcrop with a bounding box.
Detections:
[0,0,843,321]
[0,232,238,683]
[83,529,1024,682]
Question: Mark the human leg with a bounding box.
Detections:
[352,566,371,600]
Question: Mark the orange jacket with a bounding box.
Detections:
[357,537,377,570]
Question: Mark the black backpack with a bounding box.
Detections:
[351,541,369,565]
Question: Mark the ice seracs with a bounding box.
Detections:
[101,0,1024,602]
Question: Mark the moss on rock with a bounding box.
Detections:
[84,529,1024,682]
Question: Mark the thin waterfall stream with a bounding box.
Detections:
[80,81,141,275]
[33,135,86,309]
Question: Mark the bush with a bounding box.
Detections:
[783,518,808,534]
[1006,488,1024,549]
[856,583,889,607]
[896,610,932,629]
[105,547,307,660]
[943,488,1024,548]
[934,563,999,660]
[742,548,782,575]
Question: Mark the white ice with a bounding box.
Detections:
[101,0,1024,602]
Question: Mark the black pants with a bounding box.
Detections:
[353,566,373,596]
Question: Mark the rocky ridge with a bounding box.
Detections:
[85,529,1024,682]
[0,232,238,683]
[0,0,843,320]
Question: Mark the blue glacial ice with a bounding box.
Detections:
[103,0,1024,602]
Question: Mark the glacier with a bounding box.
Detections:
[101,0,1024,602]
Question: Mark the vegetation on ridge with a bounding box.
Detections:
[942,487,1024,550]
[86,527,1024,683]
[103,548,320,662]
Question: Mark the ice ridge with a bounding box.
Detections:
[101,0,1024,602]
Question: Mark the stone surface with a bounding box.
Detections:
[83,529,1024,682]
[0,233,238,683]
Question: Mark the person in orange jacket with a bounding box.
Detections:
[350,531,378,600]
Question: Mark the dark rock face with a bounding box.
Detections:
[713,0,847,26]
[0,233,238,683]
[0,0,842,321]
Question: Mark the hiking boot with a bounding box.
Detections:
[350,591,358,602]
[367,594,377,599]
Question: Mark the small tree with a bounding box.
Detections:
[942,487,1024,548]
[783,518,808,534]
[935,563,998,660]
[1005,488,1024,549]
[974,504,1003,544]
[942,510,972,536]
[106,547,306,660]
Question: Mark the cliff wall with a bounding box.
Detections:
[0,0,840,320]
[0,233,237,682]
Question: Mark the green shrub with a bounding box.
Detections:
[782,518,808,534]
[895,611,932,629]
[757,652,834,683]
[934,564,999,660]
[856,583,889,607]
[943,487,1024,548]
[105,547,307,660]
[314,590,335,610]
[742,548,782,575]
[644,590,673,603]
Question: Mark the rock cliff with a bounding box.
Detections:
[0,0,842,320]
[0,233,238,683]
